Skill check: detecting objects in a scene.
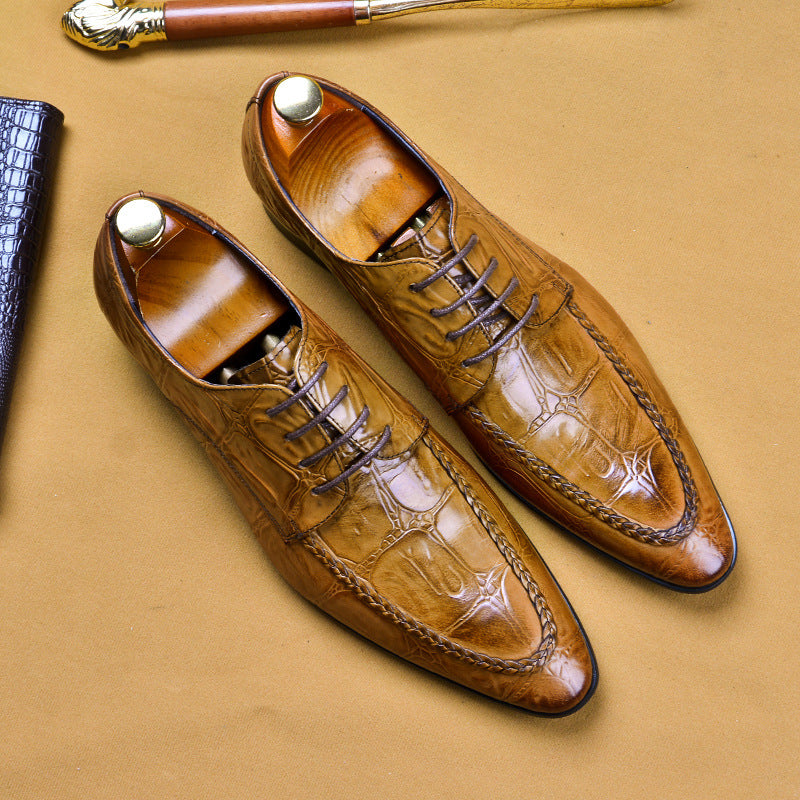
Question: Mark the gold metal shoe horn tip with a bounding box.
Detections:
[61,0,167,52]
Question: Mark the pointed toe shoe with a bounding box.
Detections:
[241,72,737,592]
[94,191,597,714]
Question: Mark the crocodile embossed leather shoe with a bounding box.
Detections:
[94,191,597,715]
[242,72,737,592]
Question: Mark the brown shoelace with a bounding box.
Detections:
[409,234,539,366]
[266,362,391,494]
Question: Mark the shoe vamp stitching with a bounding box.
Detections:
[303,433,557,674]
[467,300,699,545]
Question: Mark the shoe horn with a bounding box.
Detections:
[62,0,673,51]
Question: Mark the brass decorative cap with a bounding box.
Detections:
[273,76,324,125]
[61,0,167,52]
[114,198,166,248]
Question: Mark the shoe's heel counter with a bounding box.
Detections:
[93,210,124,330]
[92,216,145,369]
[242,101,287,229]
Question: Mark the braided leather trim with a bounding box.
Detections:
[422,434,557,653]
[467,299,698,546]
[303,434,557,674]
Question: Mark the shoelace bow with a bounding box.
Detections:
[265,362,391,495]
[409,234,539,367]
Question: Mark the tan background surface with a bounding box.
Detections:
[2,2,799,797]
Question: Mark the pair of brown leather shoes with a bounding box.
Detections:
[94,72,735,716]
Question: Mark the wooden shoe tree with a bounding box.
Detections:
[115,201,290,379]
[261,81,441,262]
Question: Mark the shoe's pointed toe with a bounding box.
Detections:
[646,495,737,592]
[538,635,598,716]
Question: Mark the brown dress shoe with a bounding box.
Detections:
[242,72,737,592]
[94,192,597,715]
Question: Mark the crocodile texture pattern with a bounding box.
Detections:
[242,73,736,591]
[94,193,597,715]
[0,97,63,453]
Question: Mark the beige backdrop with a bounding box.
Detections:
[2,2,799,797]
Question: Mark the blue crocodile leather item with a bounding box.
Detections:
[0,97,63,456]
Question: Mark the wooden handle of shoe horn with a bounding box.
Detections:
[164,0,357,39]
[164,0,674,39]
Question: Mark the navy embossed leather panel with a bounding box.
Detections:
[0,97,63,453]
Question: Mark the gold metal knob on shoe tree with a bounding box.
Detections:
[115,198,166,248]
[273,76,324,125]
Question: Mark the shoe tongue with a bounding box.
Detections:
[376,197,453,264]
[224,325,301,387]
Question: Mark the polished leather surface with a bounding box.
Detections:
[0,97,63,454]
[94,192,597,714]
[242,72,736,590]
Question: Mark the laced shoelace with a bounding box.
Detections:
[265,362,391,495]
[408,234,539,367]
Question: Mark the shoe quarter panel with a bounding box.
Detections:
[327,258,494,410]
[447,184,572,324]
